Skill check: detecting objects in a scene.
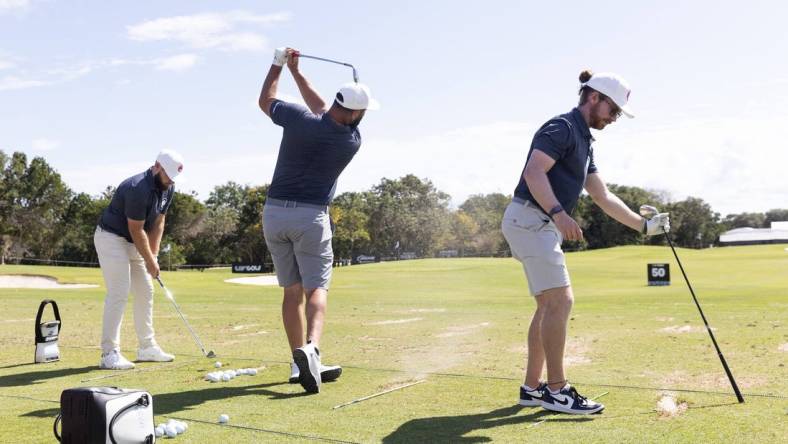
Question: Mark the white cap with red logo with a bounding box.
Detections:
[581,72,634,118]
[156,149,185,181]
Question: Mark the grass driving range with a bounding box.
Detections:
[1,245,786,442]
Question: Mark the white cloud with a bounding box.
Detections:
[31,138,59,151]
[0,59,14,70]
[126,11,289,52]
[154,54,199,71]
[0,75,49,91]
[0,0,29,14]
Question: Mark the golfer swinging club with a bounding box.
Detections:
[502,70,669,414]
[95,150,184,370]
[259,47,378,393]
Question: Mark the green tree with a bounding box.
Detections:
[331,192,372,260]
[366,175,451,257]
[721,212,765,230]
[578,184,664,249]
[763,209,788,227]
[667,197,721,248]
[459,193,510,255]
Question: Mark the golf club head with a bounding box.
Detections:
[206,350,217,358]
[639,205,659,218]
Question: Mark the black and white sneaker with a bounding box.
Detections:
[289,362,343,384]
[293,343,322,393]
[541,384,604,414]
[518,383,546,407]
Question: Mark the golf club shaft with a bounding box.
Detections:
[663,230,745,403]
[297,53,359,83]
[156,277,210,357]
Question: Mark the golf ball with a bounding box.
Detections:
[218,414,229,424]
[154,426,164,437]
[174,422,186,434]
[165,424,178,437]
[214,361,222,368]
[248,368,258,376]
[227,370,237,377]
[237,368,247,375]
[221,374,231,382]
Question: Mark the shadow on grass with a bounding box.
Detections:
[21,381,308,419]
[382,405,593,443]
[0,365,95,388]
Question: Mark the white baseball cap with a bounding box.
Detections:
[336,83,380,111]
[156,149,185,181]
[582,72,634,118]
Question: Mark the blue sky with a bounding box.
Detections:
[1,1,786,216]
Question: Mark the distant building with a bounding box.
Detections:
[719,221,788,245]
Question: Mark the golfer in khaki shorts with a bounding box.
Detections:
[258,47,378,393]
[502,70,669,414]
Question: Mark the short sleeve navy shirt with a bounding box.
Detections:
[98,169,175,242]
[513,108,597,215]
[267,100,361,205]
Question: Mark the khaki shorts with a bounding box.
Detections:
[501,201,570,296]
[263,204,333,290]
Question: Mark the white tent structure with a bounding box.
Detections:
[719,221,788,245]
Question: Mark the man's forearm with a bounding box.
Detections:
[129,228,157,265]
[148,224,164,256]
[524,170,561,215]
[259,65,283,114]
[291,70,327,114]
[592,193,644,231]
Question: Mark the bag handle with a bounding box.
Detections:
[35,299,61,343]
[109,393,154,444]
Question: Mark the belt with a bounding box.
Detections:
[266,198,328,211]
[512,197,548,216]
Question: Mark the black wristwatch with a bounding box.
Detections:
[548,204,564,219]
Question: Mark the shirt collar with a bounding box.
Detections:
[570,107,594,142]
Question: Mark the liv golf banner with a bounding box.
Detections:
[232,263,264,274]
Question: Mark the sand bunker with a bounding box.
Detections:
[224,275,279,286]
[0,274,97,289]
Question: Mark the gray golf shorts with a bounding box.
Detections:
[263,203,333,290]
[501,201,570,296]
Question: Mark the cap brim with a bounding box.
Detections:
[621,105,634,118]
[365,97,381,111]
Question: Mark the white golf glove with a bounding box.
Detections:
[272,47,288,66]
[643,213,670,235]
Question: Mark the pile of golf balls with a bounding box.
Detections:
[154,419,188,438]
[205,367,258,382]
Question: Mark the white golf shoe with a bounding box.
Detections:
[289,361,343,384]
[293,343,321,393]
[99,349,135,370]
[137,345,175,362]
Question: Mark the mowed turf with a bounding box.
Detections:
[1,245,786,443]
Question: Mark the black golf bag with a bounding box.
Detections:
[54,387,155,444]
[34,299,61,363]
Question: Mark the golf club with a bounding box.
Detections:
[155,276,216,359]
[296,53,359,83]
[640,205,744,403]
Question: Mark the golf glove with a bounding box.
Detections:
[272,47,288,66]
[643,213,670,235]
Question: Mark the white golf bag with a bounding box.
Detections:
[34,299,61,363]
[54,387,156,444]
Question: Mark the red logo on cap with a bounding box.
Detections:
[178,164,183,172]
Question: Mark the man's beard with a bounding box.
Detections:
[589,103,610,130]
[154,172,169,191]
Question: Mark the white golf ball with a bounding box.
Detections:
[227,370,237,377]
[218,414,229,424]
[174,422,186,434]
[221,374,231,382]
[154,426,164,437]
[248,368,258,376]
[237,368,247,375]
[165,424,178,437]
[181,421,189,431]
[214,361,222,368]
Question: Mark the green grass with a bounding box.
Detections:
[1,245,786,443]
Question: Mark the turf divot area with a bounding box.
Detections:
[1,246,787,442]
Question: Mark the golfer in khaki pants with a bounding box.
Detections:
[95,150,184,370]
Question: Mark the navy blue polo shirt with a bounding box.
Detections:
[513,108,597,215]
[267,100,361,205]
[98,169,175,242]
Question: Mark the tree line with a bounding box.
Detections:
[1,150,785,267]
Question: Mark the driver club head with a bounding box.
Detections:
[639,205,659,218]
